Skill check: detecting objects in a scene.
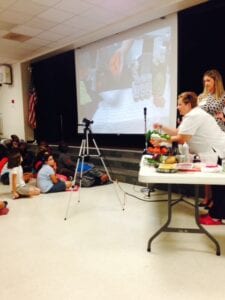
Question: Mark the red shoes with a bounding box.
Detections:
[199,214,223,225]
[0,207,9,215]
[0,201,9,216]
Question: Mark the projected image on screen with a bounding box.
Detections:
[76,16,177,134]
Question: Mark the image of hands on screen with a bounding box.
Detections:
[76,19,177,134]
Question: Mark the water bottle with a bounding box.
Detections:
[183,143,190,162]
[222,159,225,172]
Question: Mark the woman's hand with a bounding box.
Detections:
[215,111,225,121]
[153,123,162,130]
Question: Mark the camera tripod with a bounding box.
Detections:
[64,123,123,220]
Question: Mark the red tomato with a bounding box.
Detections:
[160,147,168,155]
[154,147,161,154]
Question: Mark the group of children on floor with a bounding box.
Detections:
[0,135,109,215]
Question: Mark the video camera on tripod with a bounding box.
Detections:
[64,116,116,220]
[78,118,94,129]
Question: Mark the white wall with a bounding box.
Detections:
[0,62,32,141]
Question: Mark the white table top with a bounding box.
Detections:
[138,155,225,185]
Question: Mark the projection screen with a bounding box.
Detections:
[75,13,177,134]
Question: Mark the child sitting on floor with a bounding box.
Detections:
[37,153,72,193]
[8,150,40,199]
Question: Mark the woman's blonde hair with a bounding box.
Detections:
[201,69,225,100]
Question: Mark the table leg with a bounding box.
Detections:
[147,184,172,252]
[147,184,221,255]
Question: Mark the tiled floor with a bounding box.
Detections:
[1,182,225,300]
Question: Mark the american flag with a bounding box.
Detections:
[28,84,37,129]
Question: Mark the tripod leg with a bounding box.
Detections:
[65,130,125,214]
[77,155,86,203]
[71,139,86,187]
[64,190,74,220]
[92,138,112,181]
[72,157,80,187]
[64,139,85,220]
[91,138,125,209]
[64,160,80,220]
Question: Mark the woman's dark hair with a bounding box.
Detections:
[8,150,21,169]
[43,152,53,163]
[178,91,198,108]
[10,134,20,143]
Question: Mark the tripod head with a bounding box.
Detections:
[82,118,94,127]
[77,118,94,135]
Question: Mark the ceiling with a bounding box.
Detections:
[0,0,207,65]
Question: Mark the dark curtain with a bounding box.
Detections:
[32,50,77,143]
[178,0,225,94]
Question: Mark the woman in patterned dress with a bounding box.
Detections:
[198,69,225,209]
[198,69,225,130]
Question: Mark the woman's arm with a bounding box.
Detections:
[50,174,59,184]
[151,122,192,146]
[169,134,192,144]
[153,123,178,136]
